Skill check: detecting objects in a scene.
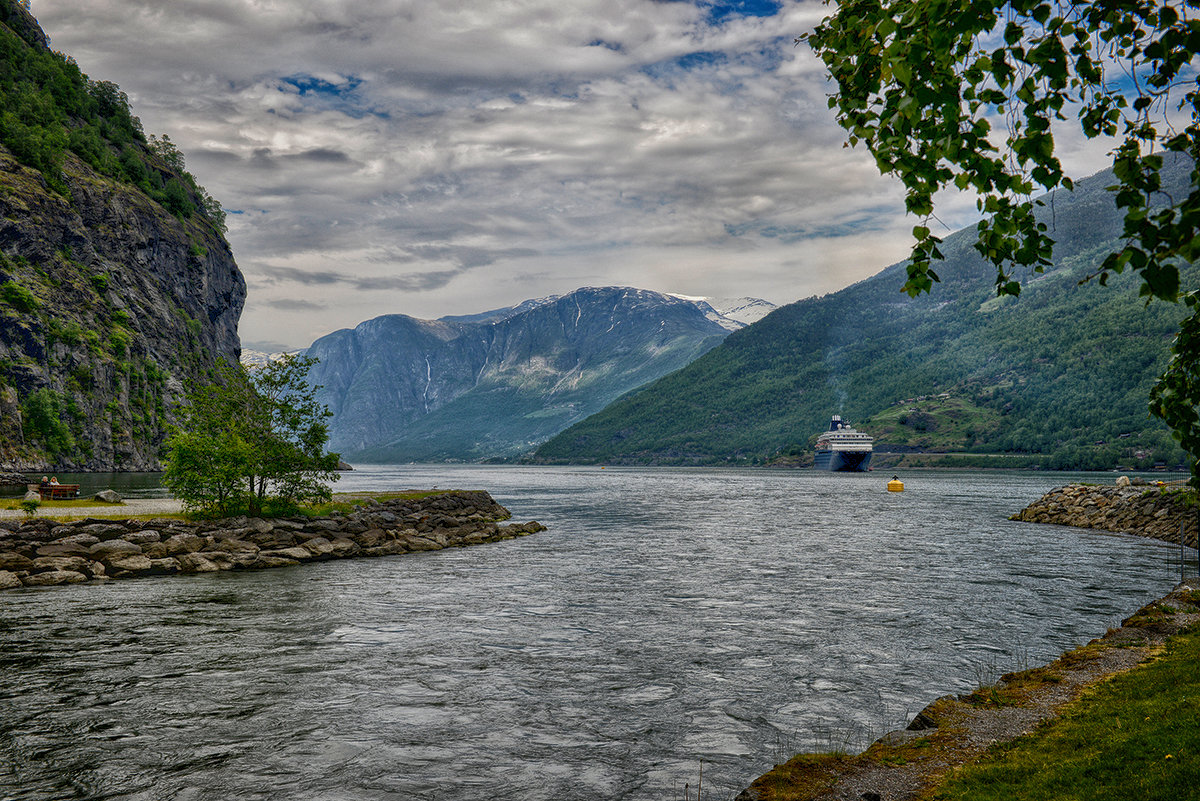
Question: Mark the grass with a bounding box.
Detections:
[929,626,1200,801]
[252,490,465,519]
[5,497,125,510]
[864,396,1003,452]
[2,489,467,522]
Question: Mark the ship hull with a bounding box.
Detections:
[814,449,872,472]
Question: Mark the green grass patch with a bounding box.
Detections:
[865,395,1003,452]
[5,498,125,510]
[931,628,1200,800]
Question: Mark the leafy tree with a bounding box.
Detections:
[803,0,1200,481]
[164,355,340,516]
[21,387,74,456]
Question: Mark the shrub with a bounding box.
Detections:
[0,281,38,312]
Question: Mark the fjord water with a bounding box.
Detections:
[0,467,1183,800]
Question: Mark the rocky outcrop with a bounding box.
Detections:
[1010,482,1198,548]
[0,144,245,472]
[0,491,545,591]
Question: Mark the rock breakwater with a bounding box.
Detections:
[1010,482,1197,548]
[0,490,545,591]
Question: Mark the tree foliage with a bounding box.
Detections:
[21,387,75,457]
[164,355,340,517]
[804,0,1200,481]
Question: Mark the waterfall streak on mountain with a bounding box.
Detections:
[423,356,432,414]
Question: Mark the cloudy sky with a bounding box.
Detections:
[32,0,1107,350]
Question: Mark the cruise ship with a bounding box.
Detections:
[814,415,874,472]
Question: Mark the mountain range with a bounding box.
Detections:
[534,156,1194,470]
[304,287,775,461]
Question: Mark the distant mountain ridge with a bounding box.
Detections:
[306,286,766,461]
[533,157,1194,469]
[438,291,773,329]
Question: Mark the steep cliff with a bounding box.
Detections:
[0,2,245,471]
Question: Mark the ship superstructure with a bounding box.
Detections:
[814,415,874,472]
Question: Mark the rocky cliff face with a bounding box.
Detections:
[0,1,245,473]
[306,286,736,461]
[0,145,245,472]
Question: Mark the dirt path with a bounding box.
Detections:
[737,580,1200,801]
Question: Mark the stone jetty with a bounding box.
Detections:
[1010,480,1197,548]
[0,490,545,591]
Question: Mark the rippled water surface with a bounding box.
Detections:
[0,466,1184,799]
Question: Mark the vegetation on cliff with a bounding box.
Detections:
[0,0,223,230]
[0,0,245,472]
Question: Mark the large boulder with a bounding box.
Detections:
[32,556,101,577]
[106,555,155,575]
[176,553,220,573]
[0,552,32,571]
[23,570,88,586]
[122,530,161,545]
[89,540,143,560]
[93,489,123,504]
[35,542,93,558]
[163,533,206,555]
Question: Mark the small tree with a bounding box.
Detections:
[164,354,339,516]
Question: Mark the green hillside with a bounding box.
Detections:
[533,163,1193,470]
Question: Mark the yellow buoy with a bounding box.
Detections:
[887,476,904,492]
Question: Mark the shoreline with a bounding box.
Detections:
[0,490,545,591]
[737,481,1200,800]
[737,579,1200,800]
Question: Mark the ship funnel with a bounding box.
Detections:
[830,415,843,432]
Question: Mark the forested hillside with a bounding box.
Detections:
[534,160,1192,470]
[0,0,244,472]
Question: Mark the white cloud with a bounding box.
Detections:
[34,0,931,347]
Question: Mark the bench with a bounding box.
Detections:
[35,484,80,500]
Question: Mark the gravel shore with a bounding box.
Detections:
[0,498,183,519]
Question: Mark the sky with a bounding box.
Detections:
[31,0,1114,351]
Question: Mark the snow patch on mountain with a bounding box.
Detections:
[669,293,777,330]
